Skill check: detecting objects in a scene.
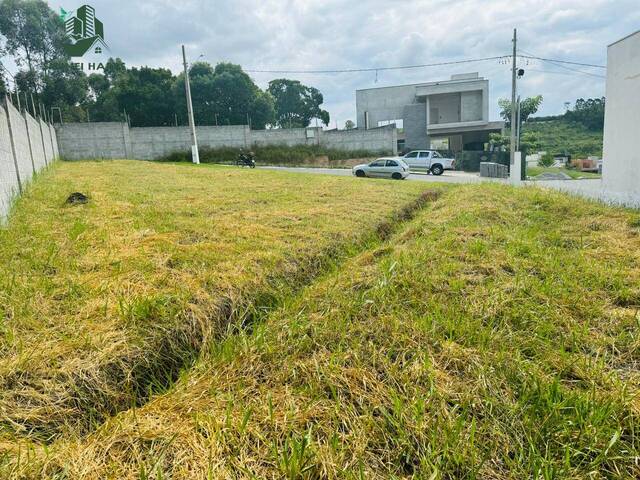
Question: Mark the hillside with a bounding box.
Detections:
[523,119,603,158]
[2,164,639,479]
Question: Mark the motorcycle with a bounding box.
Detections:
[236,151,256,168]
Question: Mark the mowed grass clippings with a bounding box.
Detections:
[22,184,640,479]
[0,160,428,442]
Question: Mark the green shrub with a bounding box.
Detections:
[157,145,390,166]
[538,152,555,167]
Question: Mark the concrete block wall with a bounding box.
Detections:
[57,122,129,160]
[41,118,54,165]
[56,122,397,160]
[0,106,17,220]
[26,115,45,171]
[0,100,59,222]
[322,125,397,153]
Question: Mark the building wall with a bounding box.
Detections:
[56,123,397,159]
[0,100,58,222]
[403,104,428,150]
[428,93,460,124]
[356,84,419,128]
[602,30,640,207]
[461,91,483,122]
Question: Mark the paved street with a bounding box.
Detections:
[259,166,500,184]
[258,166,635,208]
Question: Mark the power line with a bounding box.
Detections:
[517,54,606,69]
[244,55,510,74]
[518,49,606,79]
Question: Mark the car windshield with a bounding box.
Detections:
[370,160,385,167]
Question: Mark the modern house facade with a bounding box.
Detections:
[356,73,503,152]
[602,30,640,207]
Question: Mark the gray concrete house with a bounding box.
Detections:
[356,72,504,152]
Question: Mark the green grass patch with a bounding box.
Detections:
[13,183,640,479]
[527,166,601,180]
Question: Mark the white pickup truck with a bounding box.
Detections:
[399,150,455,175]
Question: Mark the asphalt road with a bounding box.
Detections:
[258,166,499,184]
[258,166,618,206]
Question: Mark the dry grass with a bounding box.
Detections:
[0,160,428,443]
[5,182,640,479]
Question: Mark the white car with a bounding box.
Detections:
[400,150,455,175]
[352,158,410,180]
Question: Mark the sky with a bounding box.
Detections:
[15,1,640,127]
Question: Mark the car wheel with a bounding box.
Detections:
[391,172,402,180]
[355,170,366,177]
[430,164,444,176]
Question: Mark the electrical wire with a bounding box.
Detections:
[518,49,606,79]
[244,55,510,74]
[517,52,606,70]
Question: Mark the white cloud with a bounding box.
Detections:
[47,0,640,126]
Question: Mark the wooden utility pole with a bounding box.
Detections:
[182,45,199,164]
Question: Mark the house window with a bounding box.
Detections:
[95,46,102,54]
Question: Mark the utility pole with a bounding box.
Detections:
[182,44,199,164]
[515,95,521,151]
[510,28,517,166]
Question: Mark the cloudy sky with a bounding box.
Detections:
[50,0,640,126]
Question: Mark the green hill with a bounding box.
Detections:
[523,119,603,158]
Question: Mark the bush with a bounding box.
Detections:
[538,152,555,167]
[157,145,390,166]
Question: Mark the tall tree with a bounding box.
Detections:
[40,58,89,121]
[564,97,605,131]
[0,0,68,88]
[173,62,274,128]
[112,66,176,127]
[498,95,543,127]
[267,79,330,128]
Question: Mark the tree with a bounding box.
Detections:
[267,79,330,128]
[489,131,540,155]
[564,97,605,131]
[40,58,89,121]
[173,61,274,128]
[250,91,275,129]
[498,95,543,127]
[345,120,355,130]
[0,0,68,88]
[112,66,176,126]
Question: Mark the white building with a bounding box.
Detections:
[602,30,640,207]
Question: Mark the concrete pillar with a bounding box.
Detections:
[3,99,22,193]
[510,152,522,184]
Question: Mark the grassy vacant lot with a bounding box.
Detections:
[5,178,640,479]
[0,160,426,442]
